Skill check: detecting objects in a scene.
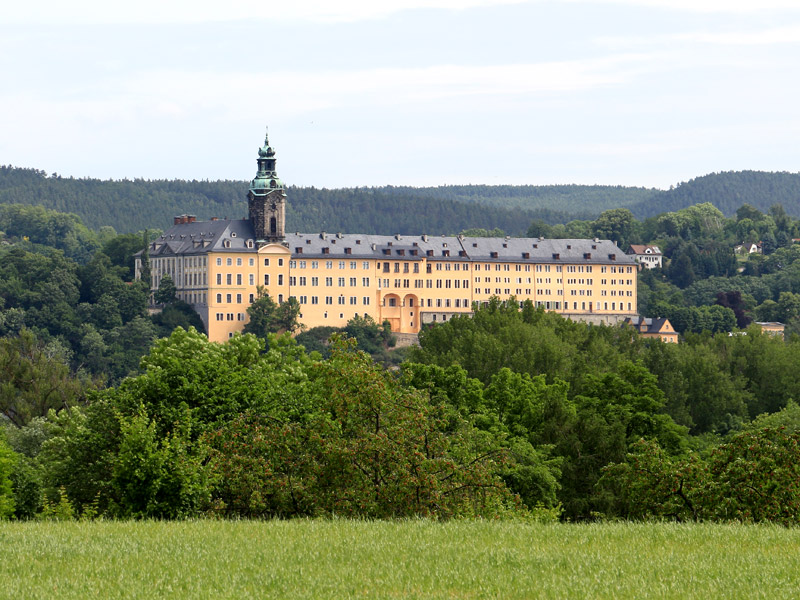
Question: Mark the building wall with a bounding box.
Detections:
[138,238,638,342]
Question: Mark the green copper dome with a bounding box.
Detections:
[249,128,283,195]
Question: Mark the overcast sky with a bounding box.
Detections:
[2,0,799,189]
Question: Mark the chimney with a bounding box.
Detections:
[187,215,197,223]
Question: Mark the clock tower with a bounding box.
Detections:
[248,129,286,244]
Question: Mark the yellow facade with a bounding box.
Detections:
[139,232,637,343]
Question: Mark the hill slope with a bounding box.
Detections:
[3,166,800,234]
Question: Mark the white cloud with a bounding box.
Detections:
[599,25,800,49]
[105,54,651,117]
[2,0,529,25]
[572,0,800,14]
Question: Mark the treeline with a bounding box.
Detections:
[0,205,203,384]
[4,302,800,523]
[4,165,800,236]
[630,171,800,220]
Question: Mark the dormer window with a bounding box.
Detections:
[322,247,330,254]
[231,232,237,238]
[490,251,499,258]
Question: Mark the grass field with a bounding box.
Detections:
[2,520,800,599]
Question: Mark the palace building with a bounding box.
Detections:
[135,133,638,343]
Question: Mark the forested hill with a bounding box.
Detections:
[0,167,580,235]
[630,171,800,219]
[3,166,800,234]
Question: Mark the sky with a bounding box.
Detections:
[2,0,799,189]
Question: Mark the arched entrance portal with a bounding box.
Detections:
[381,293,402,333]
[401,294,419,333]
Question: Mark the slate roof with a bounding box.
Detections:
[142,221,636,266]
[623,316,672,334]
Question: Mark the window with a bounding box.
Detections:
[363,261,370,270]
[216,293,222,303]
[326,261,333,269]
[226,294,232,303]
[338,296,345,305]
[278,274,283,285]
[350,261,357,269]
[264,258,270,266]
[226,274,232,285]
[349,296,357,305]
[236,294,242,303]
[289,277,296,286]
[249,274,254,285]
[362,277,370,287]
[236,258,242,266]
[227,258,232,266]
[338,277,345,286]
[363,297,370,305]
[311,277,319,286]
[216,258,222,266]
[278,259,284,266]
[236,274,242,285]
[388,298,397,307]
[216,274,222,285]
[216,313,223,321]
[326,296,333,305]
[311,296,319,305]
[312,261,319,269]
[350,277,357,286]
[326,277,333,286]
[299,261,306,269]
[299,276,307,286]
[249,258,254,266]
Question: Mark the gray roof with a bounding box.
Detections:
[143,221,635,266]
[624,316,671,333]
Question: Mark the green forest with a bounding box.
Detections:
[3,165,800,235]
[5,188,800,522]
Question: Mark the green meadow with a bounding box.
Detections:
[2,520,800,599]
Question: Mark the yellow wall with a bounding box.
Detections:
[150,251,638,341]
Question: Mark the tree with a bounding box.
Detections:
[591,208,636,248]
[0,433,17,519]
[0,330,91,428]
[153,275,177,305]
[207,336,521,519]
[243,286,301,337]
